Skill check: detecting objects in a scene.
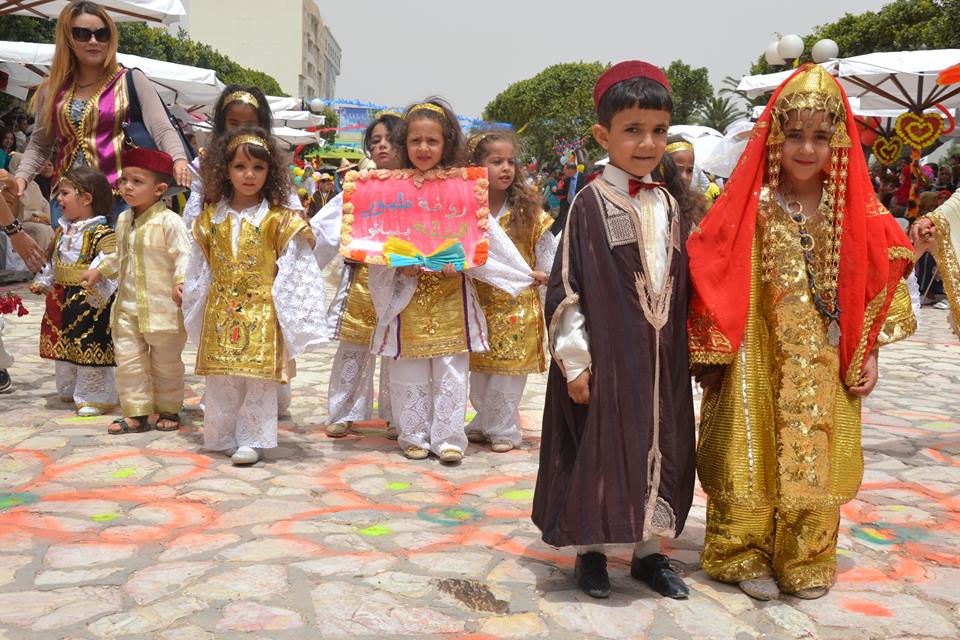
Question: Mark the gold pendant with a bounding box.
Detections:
[828,319,841,347]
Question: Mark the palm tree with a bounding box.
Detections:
[697,96,742,133]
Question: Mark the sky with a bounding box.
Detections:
[317,0,890,118]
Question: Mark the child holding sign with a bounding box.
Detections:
[182,128,328,465]
[467,130,558,452]
[364,99,529,464]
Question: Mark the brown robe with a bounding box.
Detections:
[531,181,696,547]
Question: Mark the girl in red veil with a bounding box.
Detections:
[686,64,916,600]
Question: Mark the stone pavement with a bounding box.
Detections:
[0,282,958,639]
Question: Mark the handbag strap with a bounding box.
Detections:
[125,67,144,124]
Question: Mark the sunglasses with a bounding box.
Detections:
[71,27,111,43]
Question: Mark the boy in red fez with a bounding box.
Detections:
[532,61,697,600]
[81,148,191,435]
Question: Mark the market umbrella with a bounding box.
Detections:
[939,63,960,86]
[0,40,224,107]
[0,0,184,23]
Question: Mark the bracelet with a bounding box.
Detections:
[2,219,23,237]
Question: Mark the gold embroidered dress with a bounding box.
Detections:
[686,65,916,593]
[927,188,960,331]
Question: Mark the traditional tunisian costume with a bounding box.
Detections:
[686,65,916,594]
[925,188,960,332]
[182,199,329,452]
[531,162,697,550]
[311,193,392,430]
[366,205,532,458]
[468,203,557,447]
[32,215,118,410]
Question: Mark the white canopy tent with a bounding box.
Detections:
[0,40,224,107]
[0,0,184,23]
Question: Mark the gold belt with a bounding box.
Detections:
[54,263,89,285]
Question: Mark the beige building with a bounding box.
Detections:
[179,0,341,99]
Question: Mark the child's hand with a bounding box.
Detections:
[530,270,548,286]
[79,268,101,289]
[567,369,590,404]
[172,283,184,307]
[848,350,879,397]
[441,263,458,278]
[397,265,419,277]
[910,217,937,257]
[693,364,726,390]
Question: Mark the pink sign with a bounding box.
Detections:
[339,167,490,270]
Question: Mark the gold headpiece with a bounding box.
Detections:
[407,103,447,120]
[227,134,270,155]
[467,132,495,155]
[768,65,850,148]
[374,109,402,120]
[223,91,260,110]
[665,141,694,155]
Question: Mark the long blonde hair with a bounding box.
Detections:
[31,1,119,130]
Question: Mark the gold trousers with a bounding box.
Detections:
[114,311,187,416]
[701,499,840,593]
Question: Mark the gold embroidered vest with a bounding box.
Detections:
[336,264,378,345]
[194,205,307,382]
[470,211,553,375]
[397,271,469,358]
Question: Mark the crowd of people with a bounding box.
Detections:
[2,0,960,610]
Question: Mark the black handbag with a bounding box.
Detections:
[122,67,196,161]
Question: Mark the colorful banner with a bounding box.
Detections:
[335,106,377,147]
[340,168,490,271]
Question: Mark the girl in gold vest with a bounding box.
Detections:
[466,131,557,452]
[182,128,329,466]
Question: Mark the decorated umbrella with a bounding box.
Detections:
[0,0,184,23]
[940,63,960,87]
[0,40,224,107]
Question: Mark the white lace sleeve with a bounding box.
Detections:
[535,229,559,274]
[310,192,343,270]
[274,234,330,357]
[907,270,921,329]
[367,264,417,324]
[86,253,118,308]
[182,172,204,239]
[32,260,54,291]
[553,302,591,380]
[326,261,351,335]
[181,241,211,345]
[469,218,534,297]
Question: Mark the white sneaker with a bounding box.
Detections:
[934,299,950,310]
[231,446,260,465]
[77,406,103,417]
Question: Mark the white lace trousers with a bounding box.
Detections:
[468,372,526,446]
[325,341,392,424]
[0,317,13,369]
[55,361,117,409]
[203,375,279,451]
[388,353,468,455]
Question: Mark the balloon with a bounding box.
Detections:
[313,173,320,182]
[294,176,302,185]
[294,168,304,177]
[577,164,585,172]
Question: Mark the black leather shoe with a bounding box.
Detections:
[631,553,689,599]
[575,552,611,599]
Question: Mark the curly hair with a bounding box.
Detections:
[654,152,706,236]
[200,127,291,207]
[469,129,542,244]
[391,97,466,169]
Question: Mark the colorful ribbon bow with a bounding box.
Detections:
[384,238,466,271]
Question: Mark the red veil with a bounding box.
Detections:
[686,64,914,386]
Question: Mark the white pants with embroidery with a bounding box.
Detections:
[325,341,392,424]
[388,353,468,455]
[0,317,13,370]
[55,360,117,409]
[467,372,526,446]
[203,375,279,451]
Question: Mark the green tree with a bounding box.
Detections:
[747,0,960,75]
[483,62,606,167]
[696,96,742,132]
[0,15,284,97]
[318,106,338,146]
[664,60,713,126]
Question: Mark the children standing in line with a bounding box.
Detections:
[366,98,529,464]
[531,62,697,600]
[81,149,190,434]
[320,113,400,439]
[466,130,557,452]
[182,128,328,465]
[33,167,118,415]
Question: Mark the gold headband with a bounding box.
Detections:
[665,141,694,155]
[227,134,270,155]
[374,109,402,120]
[223,91,260,110]
[467,132,494,155]
[767,65,850,148]
[407,103,447,120]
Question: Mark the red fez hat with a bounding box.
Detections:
[122,148,174,177]
[594,61,671,110]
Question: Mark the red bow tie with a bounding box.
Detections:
[628,179,665,198]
